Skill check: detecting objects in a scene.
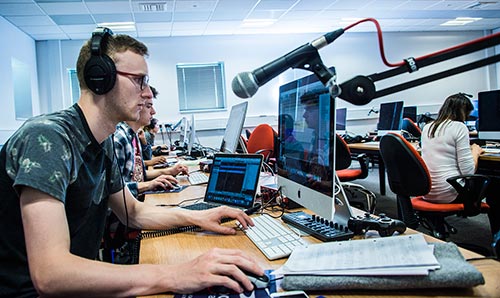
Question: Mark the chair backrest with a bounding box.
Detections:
[246,124,277,160]
[401,118,422,139]
[335,134,353,170]
[379,133,431,197]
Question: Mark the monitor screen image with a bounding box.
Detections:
[277,71,352,222]
[478,90,500,140]
[403,106,417,122]
[336,107,347,134]
[377,101,404,136]
[466,98,479,131]
[220,101,248,153]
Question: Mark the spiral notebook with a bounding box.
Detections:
[181,153,263,211]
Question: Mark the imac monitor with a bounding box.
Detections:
[478,90,500,140]
[336,107,347,135]
[220,101,248,153]
[277,71,353,222]
[377,101,404,136]
[403,106,417,122]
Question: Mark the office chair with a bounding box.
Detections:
[335,134,370,182]
[401,118,422,141]
[246,124,277,163]
[379,133,490,240]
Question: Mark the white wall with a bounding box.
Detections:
[29,29,500,146]
[0,17,39,144]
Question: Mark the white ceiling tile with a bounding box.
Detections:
[0,3,45,16]
[6,15,54,26]
[172,21,207,30]
[30,33,69,40]
[20,24,64,34]
[253,0,297,10]
[59,24,98,33]
[85,1,131,14]
[37,2,89,15]
[174,1,218,12]
[136,22,173,31]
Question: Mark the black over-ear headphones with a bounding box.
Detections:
[84,27,116,95]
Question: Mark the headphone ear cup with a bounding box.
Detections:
[84,54,116,95]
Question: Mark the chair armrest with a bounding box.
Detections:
[446,174,491,216]
[353,153,370,179]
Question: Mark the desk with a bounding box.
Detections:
[139,185,500,298]
[348,142,500,196]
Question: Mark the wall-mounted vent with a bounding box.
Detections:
[139,2,167,12]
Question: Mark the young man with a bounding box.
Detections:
[0,30,261,297]
[113,85,187,197]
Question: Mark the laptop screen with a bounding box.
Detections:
[204,154,263,209]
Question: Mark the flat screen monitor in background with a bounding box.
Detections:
[178,117,188,146]
[403,106,417,122]
[220,101,248,153]
[336,107,347,135]
[478,90,500,140]
[377,101,404,136]
[466,98,479,131]
[277,70,352,224]
[187,114,196,156]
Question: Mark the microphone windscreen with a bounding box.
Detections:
[231,72,259,98]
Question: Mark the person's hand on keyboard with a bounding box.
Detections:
[171,247,264,294]
[190,206,255,235]
[170,163,189,176]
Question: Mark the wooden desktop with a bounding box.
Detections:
[138,179,500,298]
[348,142,500,195]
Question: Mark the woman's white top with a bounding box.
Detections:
[421,120,475,203]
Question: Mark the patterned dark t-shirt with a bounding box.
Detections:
[0,104,123,297]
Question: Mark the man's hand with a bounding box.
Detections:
[169,248,264,294]
[169,163,189,176]
[193,206,254,235]
[147,175,178,190]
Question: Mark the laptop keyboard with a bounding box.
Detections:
[237,214,308,260]
[188,171,209,185]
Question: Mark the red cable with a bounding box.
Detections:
[343,18,500,68]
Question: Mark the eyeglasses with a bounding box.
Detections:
[116,70,149,91]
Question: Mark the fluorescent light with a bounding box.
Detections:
[241,19,276,28]
[441,17,482,26]
[97,22,136,31]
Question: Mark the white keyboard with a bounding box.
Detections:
[188,171,209,185]
[238,214,308,260]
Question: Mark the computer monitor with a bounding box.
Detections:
[277,72,352,223]
[220,101,248,153]
[478,90,500,140]
[178,117,188,146]
[403,106,417,122]
[336,107,347,135]
[187,114,196,156]
[377,101,404,136]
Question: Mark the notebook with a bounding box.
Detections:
[181,153,263,211]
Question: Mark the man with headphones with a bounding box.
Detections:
[0,28,262,297]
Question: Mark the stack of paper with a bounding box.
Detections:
[276,234,440,276]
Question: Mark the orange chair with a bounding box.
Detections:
[335,134,369,182]
[379,133,490,240]
[246,124,277,163]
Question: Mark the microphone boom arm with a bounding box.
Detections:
[338,32,500,105]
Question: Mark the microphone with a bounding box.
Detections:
[232,29,345,99]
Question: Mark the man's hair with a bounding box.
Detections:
[76,34,149,91]
[150,85,159,98]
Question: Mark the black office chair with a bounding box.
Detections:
[335,134,370,182]
[379,133,490,240]
[401,118,422,141]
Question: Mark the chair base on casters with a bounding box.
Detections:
[418,212,457,240]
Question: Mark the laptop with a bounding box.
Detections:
[181,153,263,211]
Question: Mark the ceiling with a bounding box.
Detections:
[1,0,500,41]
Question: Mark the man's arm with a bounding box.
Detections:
[146,163,189,180]
[21,186,260,297]
[108,187,254,234]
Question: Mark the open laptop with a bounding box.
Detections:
[181,153,263,211]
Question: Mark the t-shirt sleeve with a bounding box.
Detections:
[6,122,73,202]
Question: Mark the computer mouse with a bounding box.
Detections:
[171,183,181,190]
[244,271,269,289]
[210,271,269,293]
